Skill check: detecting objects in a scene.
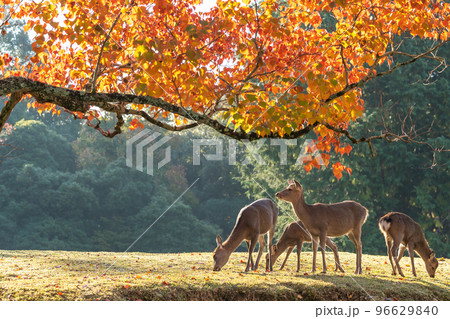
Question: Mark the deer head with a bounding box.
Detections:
[426,250,439,278]
[275,179,303,202]
[213,235,230,271]
[265,244,278,270]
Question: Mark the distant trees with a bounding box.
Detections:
[0,103,448,255]
[0,114,252,252]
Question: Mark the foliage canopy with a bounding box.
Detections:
[1,0,449,177]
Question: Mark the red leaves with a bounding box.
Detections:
[1,0,448,180]
[129,118,144,131]
[335,144,352,156]
[332,162,352,180]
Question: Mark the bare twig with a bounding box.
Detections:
[0,142,21,160]
[91,10,124,93]
[340,45,350,86]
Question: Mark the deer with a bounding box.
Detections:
[213,198,278,272]
[265,220,345,273]
[275,180,369,274]
[378,212,439,278]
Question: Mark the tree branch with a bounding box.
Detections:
[323,39,449,104]
[0,76,318,140]
[0,142,21,161]
[0,38,447,144]
[0,91,25,131]
[91,11,123,93]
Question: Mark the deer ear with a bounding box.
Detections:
[216,235,223,246]
[287,179,292,184]
[430,250,435,259]
[294,180,301,188]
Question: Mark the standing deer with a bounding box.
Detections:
[378,212,439,278]
[275,180,368,274]
[265,220,345,273]
[213,198,278,272]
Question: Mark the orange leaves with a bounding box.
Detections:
[335,144,352,156]
[332,162,352,180]
[0,53,13,70]
[1,0,449,175]
[129,118,144,131]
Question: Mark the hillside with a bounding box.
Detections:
[0,250,448,301]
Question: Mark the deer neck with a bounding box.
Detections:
[222,226,247,253]
[273,241,290,261]
[414,237,432,262]
[291,193,312,226]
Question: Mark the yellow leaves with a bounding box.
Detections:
[134,45,147,59]
[33,24,45,34]
[1,0,447,171]
[36,51,48,64]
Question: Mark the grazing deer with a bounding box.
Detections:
[378,212,439,278]
[213,198,278,272]
[265,220,345,273]
[275,180,368,274]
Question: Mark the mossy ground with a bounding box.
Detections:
[0,250,448,300]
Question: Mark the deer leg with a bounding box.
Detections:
[245,238,258,272]
[268,227,275,272]
[311,235,319,273]
[280,247,294,270]
[253,235,266,271]
[348,231,362,274]
[407,242,417,277]
[319,232,327,274]
[296,241,303,272]
[245,240,254,270]
[326,238,344,273]
[397,244,407,263]
[391,239,405,277]
[384,237,396,275]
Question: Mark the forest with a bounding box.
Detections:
[0,1,448,259]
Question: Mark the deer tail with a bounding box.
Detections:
[378,216,391,233]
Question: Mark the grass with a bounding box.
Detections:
[0,249,448,301]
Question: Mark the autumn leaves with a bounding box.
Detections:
[1,0,449,179]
